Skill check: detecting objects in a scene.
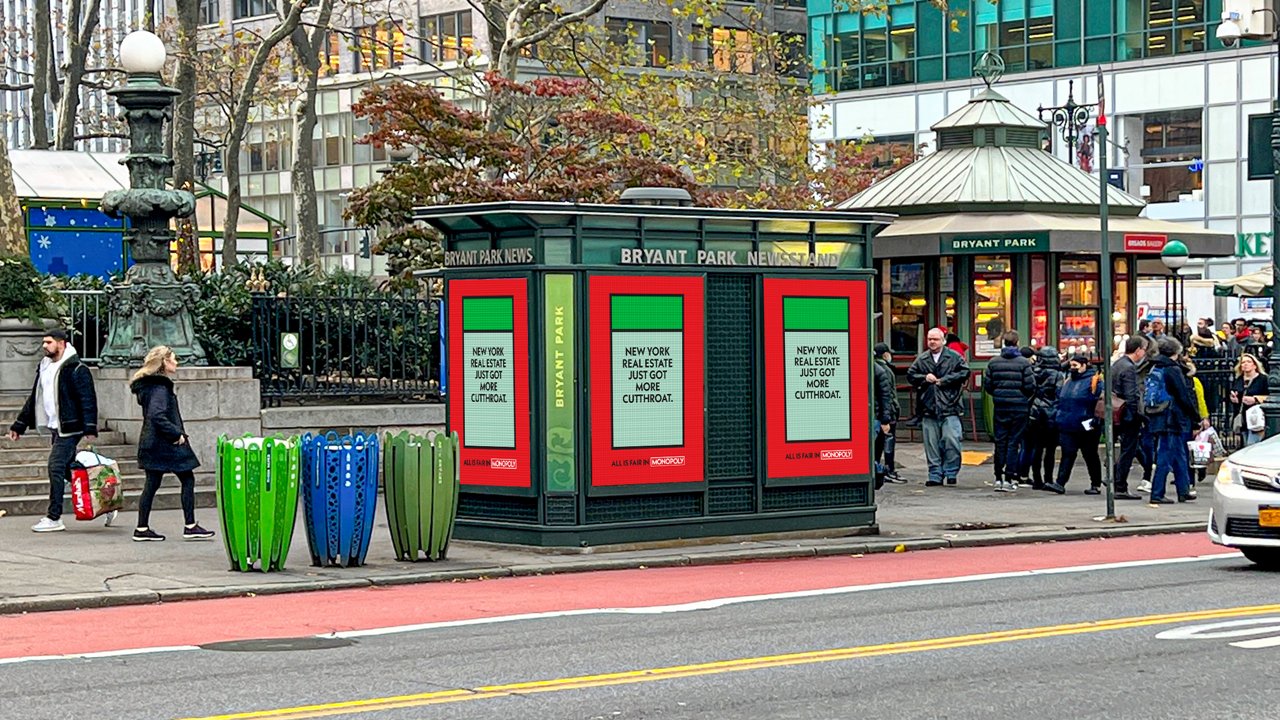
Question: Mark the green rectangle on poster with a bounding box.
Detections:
[544,275,576,493]
[783,297,849,331]
[611,295,683,330]
[462,297,514,331]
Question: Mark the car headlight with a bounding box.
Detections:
[1216,461,1241,486]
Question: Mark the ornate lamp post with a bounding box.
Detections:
[100,30,207,366]
[1038,80,1097,169]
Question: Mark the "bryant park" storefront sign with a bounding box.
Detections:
[942,232,1049,254]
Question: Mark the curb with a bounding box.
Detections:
[0,522,1211,615]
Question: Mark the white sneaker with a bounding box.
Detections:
[103,510,118,528]
[994,480,1013,493]
[1137,480,1152,493]
[31,517,65,533]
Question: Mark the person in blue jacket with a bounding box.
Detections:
[1044,354,1102,495]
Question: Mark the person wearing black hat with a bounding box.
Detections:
[982,331,1036,492]
[873,343,903,483]
[7,329,102,533]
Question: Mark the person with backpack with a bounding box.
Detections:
[1145,338,1201,505]
[1108,337,1146,500]
[872,343,905,484]
[1044,354,1103,494]
[1027,345,1064,489]
[981,331,1035,492]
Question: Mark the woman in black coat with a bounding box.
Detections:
[130,346,214,542]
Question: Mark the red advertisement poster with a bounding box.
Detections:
[448,278,532,489]
[764,278,871,481]
[589,276,705,488]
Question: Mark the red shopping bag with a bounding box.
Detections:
[70,451,124,521]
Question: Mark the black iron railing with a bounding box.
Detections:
[250,293,441,407]
[1193,356,1242,453]
[58,289,108,365]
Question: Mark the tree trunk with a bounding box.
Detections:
[290,0,334,267]
[0,133,25,255]
[172,0,200,274]
[221,0,307,270]
[54,0,102,151]
[31,0,52,148]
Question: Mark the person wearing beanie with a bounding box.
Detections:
[1026,345,1064,488]
[1045,354,1103,494]
[872,343,903,484]
[1146,338,1201,505]
[981,331,1035,492]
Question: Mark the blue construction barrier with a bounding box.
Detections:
[300,432,380,567]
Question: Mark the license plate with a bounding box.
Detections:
[1260,508,1280,528]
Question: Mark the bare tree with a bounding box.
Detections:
[221,0,309,269]
[0,133,24,254]
[54,0,104,150]
[289,0,336,266]
[171,0,200,273]
[31,0,52,148]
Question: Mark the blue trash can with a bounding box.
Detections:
[300,432,380,567]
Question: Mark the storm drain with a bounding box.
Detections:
[200,636,356,652]
[940,522,1017,531]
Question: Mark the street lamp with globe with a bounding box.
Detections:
[99,30,207,366]
[1160,240,1189,346]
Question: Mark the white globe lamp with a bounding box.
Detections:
[119,30,167,74]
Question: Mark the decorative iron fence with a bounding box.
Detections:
[58,289,108,365]
[250,293,442,407]
[1193,356,1243,453]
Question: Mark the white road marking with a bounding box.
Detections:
[0,551,1240,666]
[1156,616,1280,649]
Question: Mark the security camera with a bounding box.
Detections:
[1217,14,1242,47]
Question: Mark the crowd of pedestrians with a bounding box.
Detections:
[877,322,1269,508]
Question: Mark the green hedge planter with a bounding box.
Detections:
[216,435,302,572]
[382,431,460,561]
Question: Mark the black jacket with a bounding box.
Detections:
[982,346,1035,414]
[1110,354,1142,424]
[907,347,970,419]
[1030,347,1064,424]
[10,352,98,437]
[1147,355,1200,435]
[873,358,899,424]
[131,374,200,473]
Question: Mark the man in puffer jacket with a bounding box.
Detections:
[981,331,1035,492]
[1026,345,1064,489]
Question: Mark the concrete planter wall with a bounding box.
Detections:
[0,318,57,401]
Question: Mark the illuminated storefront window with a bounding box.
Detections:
[972,256,1012,357]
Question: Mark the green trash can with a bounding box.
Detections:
[382,431,460,561]
[216,435,302,572]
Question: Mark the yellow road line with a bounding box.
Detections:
[181,602,1280,720]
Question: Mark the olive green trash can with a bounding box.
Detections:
[382,431,460,561]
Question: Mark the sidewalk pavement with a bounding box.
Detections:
[0,442,1211,614]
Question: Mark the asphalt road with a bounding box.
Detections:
[2,535,1278,720]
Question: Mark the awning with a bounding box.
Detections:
[872,212,1235,259]
[1214,267,1272,297]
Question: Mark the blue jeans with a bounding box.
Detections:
[1243,429,1264,447]
[922,415,963,483]
[1151,431,1191,502]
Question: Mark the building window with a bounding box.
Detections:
[1117,0,1207,60]
[774,0,806,8]
[421,11,474,62]
[712,27,755,73]
[1058,258,1100,356]
[355,21,405,72]
[1139,108,1203,203]
[775,32,808,77]
[973,256,1012,357]
[606,17,672,68]
[234,0,273,20]
[320,31,341,76]
[886,260,926,355]
[198,0,219,25]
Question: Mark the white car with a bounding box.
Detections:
[1211,436,1280,568]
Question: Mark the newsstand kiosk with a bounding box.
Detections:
[418,197,892,546]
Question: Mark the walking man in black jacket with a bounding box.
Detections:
[873,343,903,484]
[982,331,1035,492]
[908,328,970,487]
[1109,336,1147,500]
[7,329,102,533]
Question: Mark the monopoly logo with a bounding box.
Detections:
[491,458,518,470]
[650,455,686,467]
[820,449,853,460]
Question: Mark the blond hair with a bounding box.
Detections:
[131,345,175,383]
[1235,352,1263,378]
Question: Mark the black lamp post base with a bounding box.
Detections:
[101,262,208,367]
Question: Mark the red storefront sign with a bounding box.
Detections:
[588,275,705,489]
[1124,234,1167,253]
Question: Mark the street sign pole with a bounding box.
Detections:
[1098,67,1116,521]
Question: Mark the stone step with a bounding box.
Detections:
[0,444,132,464]
[0,486,217,518]
[0,458,142,481]
[0,471,214,498]
[0,431,127,449]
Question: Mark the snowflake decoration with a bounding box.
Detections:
[36,234,51,250]
[69,218,77,226]
[45,214,57,226]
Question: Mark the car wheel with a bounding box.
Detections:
[1241,548,1280,569]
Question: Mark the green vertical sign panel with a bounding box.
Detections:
[544,275,576,493]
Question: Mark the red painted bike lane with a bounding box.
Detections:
[0,533,1229,661]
